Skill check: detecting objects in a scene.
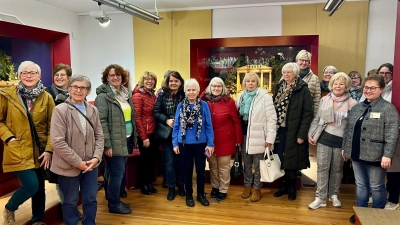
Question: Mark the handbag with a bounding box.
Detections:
[230,146,244,180]
[155,122,172,140]
[23,101,58,184]
[310,121,327,143]
[260,147,285,183]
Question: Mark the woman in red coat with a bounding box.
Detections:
[132,71,158,195]
[201,77,243,200]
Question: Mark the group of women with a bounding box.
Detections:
[1,53,399,224]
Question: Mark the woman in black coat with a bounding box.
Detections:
[272,62,314,201]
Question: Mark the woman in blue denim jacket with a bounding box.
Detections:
[342,74,399,223]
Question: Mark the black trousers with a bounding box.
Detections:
[387,172,400,204]
[138,134,159,185]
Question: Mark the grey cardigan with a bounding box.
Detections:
[342,96,399,162]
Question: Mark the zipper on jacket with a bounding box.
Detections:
[146,119,149,131]
[245,91,259,153]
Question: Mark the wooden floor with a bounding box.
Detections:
[84,177,356,225]
[0,177,358,225]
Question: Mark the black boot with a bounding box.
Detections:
[167,187,176,201]
[141,184,152,195]
[148,183,157,193]
[178,184,186,197]
[210,188,219,198]
[288,178,297,201]
[273,178,288,197]
[197,194,210,206]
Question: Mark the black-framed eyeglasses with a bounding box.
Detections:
[298,59,310,64]
[70,86,89,92]
[378,72,392,76]
[20,71,38,77]
[363,86,380,92]
[54,73,67,77]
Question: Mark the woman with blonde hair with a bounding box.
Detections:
[132,71,158,195]
[201,77,242,201]
[308,72,357,210]
[236,72,277,202]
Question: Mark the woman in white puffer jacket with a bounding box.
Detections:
[235,72,277,202]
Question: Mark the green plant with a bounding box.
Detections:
[268,56,287,93]
[0,50,17,81]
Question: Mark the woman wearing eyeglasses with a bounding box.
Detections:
[94,64,137,214]
[295,50,321,115]
[132,71,158,195]
[342,74,399,223]
[200,77,243,201]
[50,75,104,225]
[46,64,72,105]
[359,63,393,102]
[348,71,363,101]
[320,66,337,97]
[1,61,55,225]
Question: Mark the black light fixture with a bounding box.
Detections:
[323,0,347,16]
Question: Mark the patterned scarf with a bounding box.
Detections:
[110,85,130,103]
[320,81,329,92]
[319,92,352,127]
[349,86,362,101]
[239,88,258,121]
[274,79,297,129]
[50,84,69,104]
[17,80,44,100]
[180,97,202,144]
[165,89,183,118]
[205,94,223,102]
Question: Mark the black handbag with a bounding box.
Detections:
[155,122,172,140]
[23,101,58,184]
[230,146,244,180]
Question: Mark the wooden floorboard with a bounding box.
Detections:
[83,177,356,225]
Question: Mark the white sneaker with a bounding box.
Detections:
[308,197,326,210]
[384,202,399,210]
[329,195,342,208]
[368,196,372,204]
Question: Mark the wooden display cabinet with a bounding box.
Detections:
[236,65,273,94]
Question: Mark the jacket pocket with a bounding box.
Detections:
[370,139,385,144]
[56,155,75,170]
[3,140,23,165]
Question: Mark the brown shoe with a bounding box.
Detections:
[2,208,15,225]
[250,188,261,202]
[241,187,252,199]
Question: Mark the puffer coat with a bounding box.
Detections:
[201,93,243,156]
[132,85,156,141]
[95,84,137,156]
[302,69,321,116]
[0,86,54,172]
[235,88,277,154]
[273,77,313,170]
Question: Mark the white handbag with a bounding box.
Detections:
[260,147,285,183]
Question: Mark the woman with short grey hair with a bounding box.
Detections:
[172,78,214,207]
[320,65,337,97]
[308,72,357,210]
[201,77,242,201]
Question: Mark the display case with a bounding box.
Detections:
[190,35,319,92]
[236,65,273,93]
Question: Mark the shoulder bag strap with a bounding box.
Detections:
[22,99,45,154]
[64,101,94,129]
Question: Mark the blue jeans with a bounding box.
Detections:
[352,160,387,208]
[58,168,98,225]
[104,155,128,209]
[6,169,45,223]
[164,141,183,187]
[179,143,207,195]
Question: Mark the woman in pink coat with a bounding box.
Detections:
[201,77,243,201]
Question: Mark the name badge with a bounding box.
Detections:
[370,112,381,118]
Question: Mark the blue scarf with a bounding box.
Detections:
[239,88,258,121]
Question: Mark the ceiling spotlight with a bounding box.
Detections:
[90,2,111,27]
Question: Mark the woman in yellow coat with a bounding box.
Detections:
[0,61,55,225]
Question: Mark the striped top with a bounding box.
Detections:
[117,99,133,137]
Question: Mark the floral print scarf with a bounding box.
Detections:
[179,96,202,144]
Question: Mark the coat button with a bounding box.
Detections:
[362,138,365,141]
[363,127,366,130]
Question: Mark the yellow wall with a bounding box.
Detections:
[134,10,212,87]
[283,1,369,77]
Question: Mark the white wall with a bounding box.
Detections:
[0,0,82,73]
[212,6,282,38]
[365,0,397,74]
[79,13,134,101]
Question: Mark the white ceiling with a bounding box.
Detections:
[34,0,329,14]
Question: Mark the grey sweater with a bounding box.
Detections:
[342,96,399,161]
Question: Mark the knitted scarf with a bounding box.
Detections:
[110,84,129,103]
[205,94,223,102]
[299,67,310,79]
[50,84,69,104]
[349,86,362,101]
[320,81,329,92]
[17,80,44,100]
[274,79,297,129]
[319,92,352,127]
[180,97,202,144]
[239,88,258,121]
